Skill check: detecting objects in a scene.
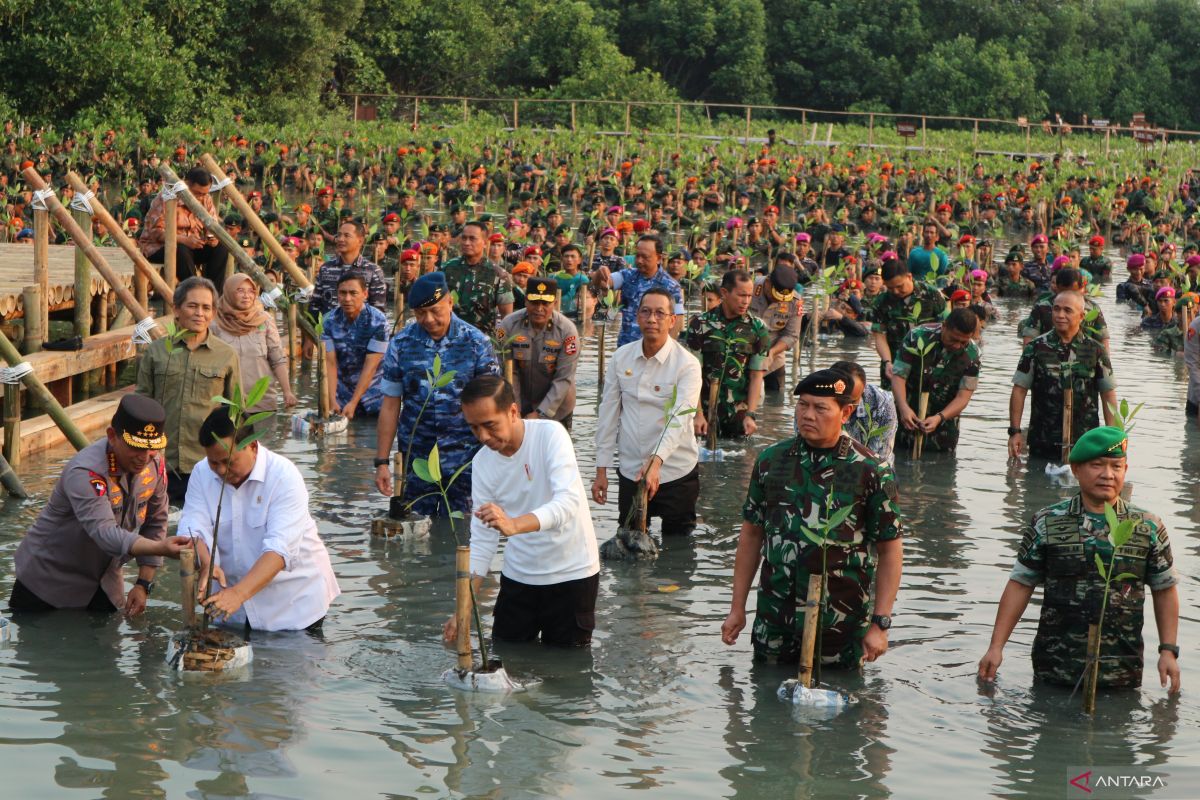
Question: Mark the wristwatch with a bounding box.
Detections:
[746,412,757,420]
[373,457,391,468]
[871,614,892,631]
[135,578,155,595]
[1159,643,1180,658]
[1007,426,1022,436]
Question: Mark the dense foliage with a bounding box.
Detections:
[3,0,1200,130]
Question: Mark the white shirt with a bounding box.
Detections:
[594,336,701,483]
[179,445,341,631]
[470,420,599,585]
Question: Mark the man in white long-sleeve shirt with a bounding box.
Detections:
[181,409,341,633]
[444,375,600,647]
[592,287,702,536]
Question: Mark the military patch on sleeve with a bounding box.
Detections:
[1190,327,1196,340]
[87,471,107,497]
[564,335,577,356]
[754,283,762,296]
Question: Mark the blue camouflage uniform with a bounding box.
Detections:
[611,266,685,347]
[322,304,389,415]
[379,315,500,516]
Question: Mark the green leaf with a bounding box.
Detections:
[412,458,433,484]
[825,504,854,531]
[1113,572,1138,582]
[430,354,443,379]
[435,370,457,388]
[797,524,826,547]
[237,430,266,451]
[1111,519,1134,549]
[1094,552,1107,580]
[244,410,275,427]
[428,444,442,484]
[449,510,465,520]
[245,376,271,409]
[447,459,471,486]
[212,395,233,406]
[1103,503,1120,537]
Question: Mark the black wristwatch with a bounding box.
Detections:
[1007,426,1022,436]
[135,578,154,595]
[871,614,892,631]
[373,457,391,468]
[1159,643,1180,658]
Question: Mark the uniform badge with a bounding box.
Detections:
[754,284,762,296]
[88,470,107,497]
[564,336,577,355]
[1190,328,1196,340]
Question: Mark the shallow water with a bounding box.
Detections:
[1,258,1197,799]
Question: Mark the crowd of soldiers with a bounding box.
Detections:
[0,120,1188,696]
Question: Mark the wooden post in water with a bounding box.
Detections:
[913,391,930,458]
[1061,386,1074,463]
[33,208,49,340]
[1082,623,1100,714]
[455,546,473,670]
[164,197,178,283]
[21,286,44,354]
[2,379,19,469]
[706,379,719,453]
[0,449,26,498]
[797,574,824,688]
[596,323,607,399]
[180,547,196,629]
[0,328,89,450]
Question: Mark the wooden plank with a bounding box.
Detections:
[0,242,139,318]
[0,386,132,460]
[23,324,139,384]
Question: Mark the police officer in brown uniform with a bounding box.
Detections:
[9,395,192,615]
[749,258,804,391]
[497,277,580,427]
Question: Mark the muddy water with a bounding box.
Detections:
[0,260,1196,798]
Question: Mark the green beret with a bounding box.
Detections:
[1068,426,1128,463]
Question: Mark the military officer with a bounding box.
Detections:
[1079,235,1112,279]
[1018,268,1108,347]
[375,272,500,517]
[890,308,982,454]
[686,269,770,438]
[590,234,685,347]
[440,220,513,337]
[749,258,804,392]
[872,258,948,385]
[10,394,192,614]
[979,426,1180,693]
[721,369,904,668]
[497,277,580,427]
[1009,291,1117,461]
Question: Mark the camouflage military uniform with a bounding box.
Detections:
[891,324,981,452]
[997,274,1036,299]
[379,315,500,516]
[1154,320,1184,355]
[441,256,514,337]
[870,282,947,381]
[1018,292,1108,342]
[743,434,903,667]
[322,304,389,415]
[685,308,770,437]
[1079,254,1112,278]
[1010,496,1176,687]
[1012,331,1116,460]
[749,275,804,375]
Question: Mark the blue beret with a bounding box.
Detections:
[408,272,449,309]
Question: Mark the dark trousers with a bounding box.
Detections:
[493,573,598,646]
[167,469,190,505]
[150,242,231,293]
[764,366,785,392]
[9,579,118,613]
[1187,400,1198,418]
[617,466,699,536]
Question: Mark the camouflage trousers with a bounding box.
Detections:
[895,417,961,453]
[751,582,868,669]
[1032,607,1144,688]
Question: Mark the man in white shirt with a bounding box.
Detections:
[443,375,600,647]
[592,288,702,536]
[181,409,341,633]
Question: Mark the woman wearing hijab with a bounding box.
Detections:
[210,272,297,412]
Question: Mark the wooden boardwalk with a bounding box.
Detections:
[0,243,137,318]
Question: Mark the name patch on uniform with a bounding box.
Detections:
[88,471,107,497]
[564,336,577,355]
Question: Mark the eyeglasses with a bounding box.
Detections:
[637,309,673,320]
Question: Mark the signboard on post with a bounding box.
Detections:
[1092,119,1109,129]
[1133,128,1157,144]
[896,121,917,138]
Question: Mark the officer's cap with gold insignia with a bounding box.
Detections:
[408,272,449,309]
[526,277,560,304]
[112,394,167,450]
[793,368,850,400]
[1068,426,1128,463]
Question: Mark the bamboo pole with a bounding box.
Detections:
[913,391,930,458]
[318,346,331,419]
[3,381,19,469]
[0,328,89,450]
[21,286,44,354]
[33,208,48,339]
[596,322,607,399]
[1082,623,1100,714]
[157,163,318,342]
[164,197,178,283]
[72,206,92,339]
[180,547,196,628]
[455,546,473,670]
[797,574,824,688]
[0,449,26,498]
[199,155,313,290]
[21,168,164,340]
[706,379,719,453]
[64,172,174,310]
[1062,386,1074,463]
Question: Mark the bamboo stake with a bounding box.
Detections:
[318,345,331,419]
[33,208,48,339]
[21,286,44,354]
[3,382,19,469]
[21,168,164,340]
[1062,386,1074,463]
[455,546,473,670]
[913,391,930,458]
[72,206,92,341]
[64,172,174,310]
[1082,623,1100,714]
[0,328,89,450]
[164,197,178,282]
[180,547,196,629]
[596,322,607,399]
[199,154,313,291]
[0,449,26,498]
[706,379,719,453]
[797,573,824,688]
